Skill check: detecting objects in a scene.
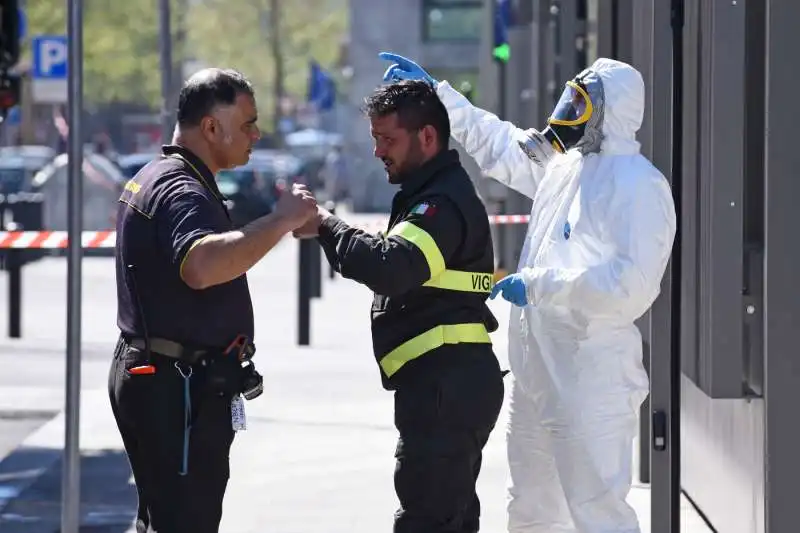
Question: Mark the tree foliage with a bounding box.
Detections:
[186,0,347,132]
[24,0,162,106]
[22,0,347,125]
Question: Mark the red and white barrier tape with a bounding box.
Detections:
[489,214,530,224]
[0,230,116,249]
[0,215,531,249]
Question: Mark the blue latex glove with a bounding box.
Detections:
[378,52,437,86]
[489,274,529,307]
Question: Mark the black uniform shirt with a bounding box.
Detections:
[115,145,254,348]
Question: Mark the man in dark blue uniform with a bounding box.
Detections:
[294,80,505,532]
[110,68,317,533]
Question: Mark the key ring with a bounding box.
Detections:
[174,361,193,476]
[174,361,193,379]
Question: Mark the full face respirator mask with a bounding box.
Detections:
[540,69,605,154]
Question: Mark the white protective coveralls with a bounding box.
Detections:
[436,58,676,532]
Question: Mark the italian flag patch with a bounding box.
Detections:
[412,202,437,216]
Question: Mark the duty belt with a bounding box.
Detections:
[127,337,210,364]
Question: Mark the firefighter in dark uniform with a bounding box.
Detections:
[110,68,316,533]
[294,80,506,532]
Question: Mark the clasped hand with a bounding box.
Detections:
[292,205,332,239]
[272,183,321,235]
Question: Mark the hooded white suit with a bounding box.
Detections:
[436,58,676,532]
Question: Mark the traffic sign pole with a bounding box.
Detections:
[158,0,172,143]
[61,0,83,531]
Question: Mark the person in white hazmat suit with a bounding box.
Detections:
[379,52,677,533]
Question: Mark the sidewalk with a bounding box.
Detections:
[0,236,711,532]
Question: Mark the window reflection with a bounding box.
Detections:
[423,1,482,41]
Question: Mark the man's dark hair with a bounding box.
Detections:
[363,80,450,149]
[176,68,254,127]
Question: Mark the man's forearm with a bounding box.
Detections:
[316,215,430,296]
[181,213,296,290]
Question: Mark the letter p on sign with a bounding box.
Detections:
[41,41,66,74]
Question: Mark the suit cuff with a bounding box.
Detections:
[521,267,542,306]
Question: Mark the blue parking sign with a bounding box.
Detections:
[32,36,68,79]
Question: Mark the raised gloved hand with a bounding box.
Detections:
[489,273,528,307]
[379,52,437,86]
[518,128,558,168]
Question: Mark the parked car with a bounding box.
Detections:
[0,145,57,165]
[0,146,57,266]
[218,150,307,227]
[0,145,56,194]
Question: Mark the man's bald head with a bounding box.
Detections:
[176,68,254,128]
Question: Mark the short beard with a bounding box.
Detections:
[388,136,424,184]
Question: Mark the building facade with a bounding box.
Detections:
[344,0,485,211]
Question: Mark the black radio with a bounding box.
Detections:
[224,334,263,401]
[239,361,263,401]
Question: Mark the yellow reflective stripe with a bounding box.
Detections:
[179,234,213,281]
[424,270,495,293]
[380,323,491,378]
[387,221,446,279]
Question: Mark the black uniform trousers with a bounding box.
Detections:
[108,336,235,533]
[392,344,505,533]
